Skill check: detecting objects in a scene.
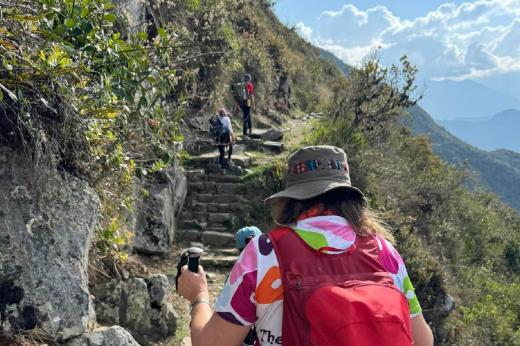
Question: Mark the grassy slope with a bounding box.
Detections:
[317,47,520,211]
[232,11,520,344]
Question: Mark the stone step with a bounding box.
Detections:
[212,193,244,204]
[180,210,210,221]
[186,200,242,213]
[209,247,240,256]
[189,202,208,212]
[193,193,213,203]
[216,183,242,194]
[240,138,262,150]
[207,212,234,223]
[176,229,202,242]
[180,212,234,227]
[262,141,284,153]
[207,174,242,183]
[186,153,252,169]
[250,128,270,139]
[180,211,192,220]
[201,231,235,248]
[194,212,210,222]
[187,172,242,183]
[188,181,241,194]
[202,253,238,269]
[188,181,217,194]
[186,169,205,181]
[205,226,231,233]
[178,220,207,230]
[205,203,231,213]
[204,163,245,175]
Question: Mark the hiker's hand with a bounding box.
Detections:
[178,265,209,303]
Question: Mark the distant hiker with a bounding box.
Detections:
[235,226,262,251]
[209,108,234,169]
[232,74,255,139]
[178,145,433,346]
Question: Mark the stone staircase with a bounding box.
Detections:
[175,126,285,261]
[176,154,251,249]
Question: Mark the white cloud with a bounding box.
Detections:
[296,1,520,80]
[295,22,313,42]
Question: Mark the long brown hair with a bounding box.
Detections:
[271,188,394,243]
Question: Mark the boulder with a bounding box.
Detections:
[146,274,169,307]
[94,280,122,326]
[120,279,152,336]
[93,276,177,345]
[134,163,187,255]
[149,302,178,340]
[261,129,284,142]
[66,326,140,346]
[0,147,99,340]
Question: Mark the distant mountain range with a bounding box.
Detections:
[320,48,520,209]
[410,105,520,210]
[475,71,520,102]
[319,48,352,76]
[419,79,520,120]
[437,109,520,152]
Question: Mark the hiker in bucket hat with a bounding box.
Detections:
[235,226,262,251]
[177,145,433,346]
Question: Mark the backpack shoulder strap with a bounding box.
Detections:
[267,227,314,345]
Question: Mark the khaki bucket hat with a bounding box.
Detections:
[265,145,365,203]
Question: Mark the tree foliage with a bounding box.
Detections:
[305,55,520,345]
[0,0,230,258]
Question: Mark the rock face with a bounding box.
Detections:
[93,275,177,345]
[133,164,187,255]
[66,326,141,346]
[113,0,146,32]
[0,148,99,340]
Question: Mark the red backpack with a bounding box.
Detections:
[267,227,412,346]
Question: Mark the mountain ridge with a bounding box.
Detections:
[409,105,520,210]
[437,109,520,152]
[419,79,520,120]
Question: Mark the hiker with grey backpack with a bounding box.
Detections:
[209,108,234,169]
[232,74,255,139]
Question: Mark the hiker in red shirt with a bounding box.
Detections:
[178,145,434,346]
[241,74,255,139]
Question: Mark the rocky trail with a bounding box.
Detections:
[0,112,317,346]
[143,114,320,346]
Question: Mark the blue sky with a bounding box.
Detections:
[275,0,468,23]
[274,1,520,84]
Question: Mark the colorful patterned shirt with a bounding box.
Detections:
[215,215,422,346]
